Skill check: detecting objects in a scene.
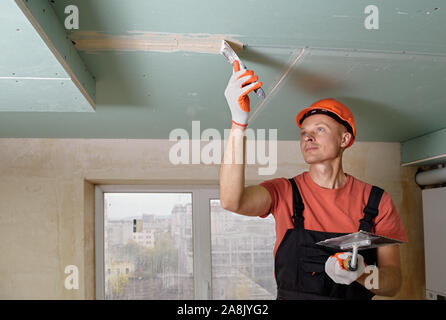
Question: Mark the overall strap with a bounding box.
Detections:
[288,178,305,228]
[359,186,384,233]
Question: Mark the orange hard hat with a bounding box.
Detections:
[296,98,356,148]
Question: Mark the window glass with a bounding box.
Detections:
[104,193,193,299]
[210,200,276,299]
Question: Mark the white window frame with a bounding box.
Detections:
[95,184,219,300]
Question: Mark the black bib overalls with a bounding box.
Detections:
[275,178,384,300]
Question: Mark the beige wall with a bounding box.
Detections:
[0,138,424,299]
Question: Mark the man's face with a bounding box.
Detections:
[299,114,350,164]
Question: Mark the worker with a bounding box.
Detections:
[219,61,407,300]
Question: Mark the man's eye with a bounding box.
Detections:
[318,127,324,132]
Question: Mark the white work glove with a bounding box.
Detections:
[224,60,263,127]
[325,252,366,285]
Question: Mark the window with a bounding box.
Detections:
[95,185,276,300]
[210,200,276,299]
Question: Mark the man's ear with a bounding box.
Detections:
[340,132,352,148]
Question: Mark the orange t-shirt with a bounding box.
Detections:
[260,172,407,257]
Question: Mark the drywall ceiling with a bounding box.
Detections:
[0,0,445,165]
[0,0,95,112]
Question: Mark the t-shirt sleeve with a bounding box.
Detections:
[374,192,408,242]
[258,177,287,218]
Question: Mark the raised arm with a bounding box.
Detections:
[219,124,271,216]
[219,61,269,217]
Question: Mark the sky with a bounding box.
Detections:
[105,192,193,220]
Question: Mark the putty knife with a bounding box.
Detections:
[316,230,404,271]
[220,40,265,99]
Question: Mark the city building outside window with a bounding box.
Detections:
[95,186,275,300]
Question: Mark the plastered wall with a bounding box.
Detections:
[0,138,424,299]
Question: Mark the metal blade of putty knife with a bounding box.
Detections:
[220,40,265,99]
[316,230,405,271]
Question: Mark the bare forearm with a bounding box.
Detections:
[219,123,246,210]
[357,265,402,297]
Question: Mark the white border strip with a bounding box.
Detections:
[94,185,105,300]
[401,153,446,166]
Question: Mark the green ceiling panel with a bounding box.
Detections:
[401,129,446,166]
[0,77,92,112]
[50,0,446,53]
[16,0,96,105]
[1,0,446,165]
[250,47,446,142]
[0,1,68,78]
[0,0,95,112]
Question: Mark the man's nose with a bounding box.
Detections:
[304,134,314,142]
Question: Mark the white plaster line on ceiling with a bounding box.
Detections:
[248,47,306,124]
[69,31,244,54]
[401,153,446,166]
[0,77,71,81]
